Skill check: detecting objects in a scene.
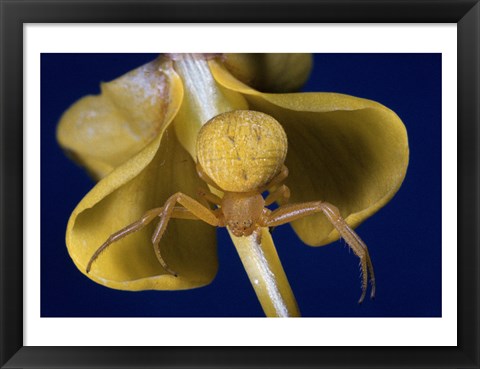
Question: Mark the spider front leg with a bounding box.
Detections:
[151,192,220,276]
[262,201,376,303]
[86,206,197,274]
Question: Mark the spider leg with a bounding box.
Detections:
[264,184,290,233]
[320,202,375,303]
[197,187,222,206]
[151,192,220,276]
[262,201,375,303]
[86,207,163,273]
[86,206,203,274]
[264,184,290,206]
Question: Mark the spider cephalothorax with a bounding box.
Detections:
[87,110,375,303]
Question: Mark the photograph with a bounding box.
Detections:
[41,53,441,318]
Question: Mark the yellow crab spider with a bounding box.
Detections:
[86,110,376,303]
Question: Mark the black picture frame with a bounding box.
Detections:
[1,0,479,368]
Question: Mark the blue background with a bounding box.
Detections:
[41,54,441,317]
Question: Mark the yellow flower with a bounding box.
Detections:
[57,54,408,317]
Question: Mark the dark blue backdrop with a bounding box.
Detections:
[41,53,441,317]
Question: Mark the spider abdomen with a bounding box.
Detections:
[196,110,288,192]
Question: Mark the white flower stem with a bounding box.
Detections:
[229,228,300,317]
[171,53,245,158]
[172,53,300,317]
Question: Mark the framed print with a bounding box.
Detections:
[1,1,479,368]
[40,52,440,321]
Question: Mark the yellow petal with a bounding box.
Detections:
[57,56,181,179]
[67,129,218,290]
[210,60,409,246]
[222,53,312,92]
[66,77,218,290]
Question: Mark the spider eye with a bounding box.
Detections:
[242,220,253,229]
[228,221,240,229]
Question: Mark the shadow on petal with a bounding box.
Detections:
[222,53,312,93]
[67,127,218,291]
